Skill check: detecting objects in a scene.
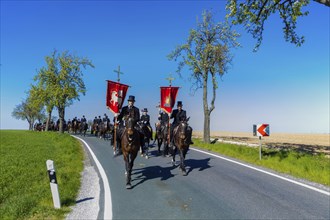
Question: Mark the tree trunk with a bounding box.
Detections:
[58,107,65,133]
[203,73,211,143]
[45,111,52,131]
[29,121,34,130]
[27,116,34,130]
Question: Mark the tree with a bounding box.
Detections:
[168,10,240,143]
[12,95,45,130]
[34,50,94,133]
[226,0,329,51]
[33,52,58,131]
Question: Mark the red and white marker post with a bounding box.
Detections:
[253,124,270,160]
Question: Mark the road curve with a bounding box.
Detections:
[74,134,330,219]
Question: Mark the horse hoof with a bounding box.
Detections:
[182,170,187,176]
[126,184,132,189]
[145,155,149,159]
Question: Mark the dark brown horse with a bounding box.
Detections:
[155,122,170,156]
[72,120,80,134]
[121,115,140,189]
[137,121,152,159]
[80,121,88,136]
[171,118,191,176]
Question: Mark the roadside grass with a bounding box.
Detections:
[193,138,330,186]
[0,130,84,220]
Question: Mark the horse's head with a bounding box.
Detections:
[177,117,190,141]
[125,116,135,136]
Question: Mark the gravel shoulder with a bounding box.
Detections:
[66,141,100,220]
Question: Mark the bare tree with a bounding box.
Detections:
[168,10,240,143]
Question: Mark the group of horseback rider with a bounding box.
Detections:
[115,95,193,153]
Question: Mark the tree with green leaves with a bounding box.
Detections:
[168,10,240,143]
[12,94,45,130]
[33,52,57,131]
[226,0,329,51]
[34,50,94,133]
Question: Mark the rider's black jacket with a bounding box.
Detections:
[158,112,169,125]
[117,106,140,125]
[140,114,150,125]
[170,109,186,126]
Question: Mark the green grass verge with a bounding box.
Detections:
[0,130,84,220]
[193,138,330,186]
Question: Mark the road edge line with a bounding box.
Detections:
[191,147,330,196]
[73,136,113,219]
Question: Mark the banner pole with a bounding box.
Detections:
[168,113,171,147]
[113,116,117,154]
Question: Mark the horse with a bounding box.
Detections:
[137,121,153,159]
[121,115,140,189]
[170,117,192,176]
[155,122,170,156]
[91,122,97,136]
[80,121,88,136]
[112,121,124,156]
[72,120,80,134]
[99,121,113,140]
[34,123,43,131]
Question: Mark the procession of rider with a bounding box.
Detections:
[169,101,193,148]
[140,108,153,141]
[116,95,141,153]
[155,108,169,141]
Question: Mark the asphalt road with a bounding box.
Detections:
[75,134,330,219]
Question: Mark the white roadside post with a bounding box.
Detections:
[46,160,61,209]
[253,124,270,160]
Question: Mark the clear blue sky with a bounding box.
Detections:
[1,1,329,133]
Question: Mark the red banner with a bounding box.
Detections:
[106,80,129,114]
[160,86,179,114]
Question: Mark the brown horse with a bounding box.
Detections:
[72,120,80,134]
[155,122,170,156]
[80,121,88,136]
[121,116,140,189]
[137,121,152,159]
[171,118,192,176]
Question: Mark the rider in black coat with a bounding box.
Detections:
[170,101,193,146]
[140,108,153,140]
[117,95,140,125]
[115,95,141,155]
[158,110,169,125]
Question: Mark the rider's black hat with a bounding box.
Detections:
[177,101,183,106]
[128,95,135,102]
[142,108,148,112]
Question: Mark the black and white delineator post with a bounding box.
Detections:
[46,160,61,209]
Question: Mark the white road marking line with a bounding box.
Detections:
[191,147,330,196]
[73,136,113,219]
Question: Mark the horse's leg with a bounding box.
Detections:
[171,145,177,166]
[164,138,169,157]
[144,137,149,159]
[179,148,187,175]
[140,135,144,156]
[124,153,132,189]
[158,138,163,155]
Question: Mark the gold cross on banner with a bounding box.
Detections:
[166,73,175,86]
